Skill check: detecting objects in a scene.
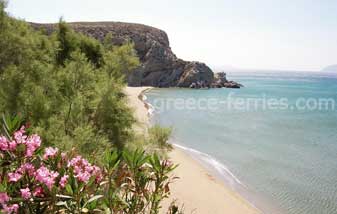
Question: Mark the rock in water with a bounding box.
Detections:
[211,72,243,88]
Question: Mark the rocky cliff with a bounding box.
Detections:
[32,22,240,88]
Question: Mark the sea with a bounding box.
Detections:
[144,71,337,214]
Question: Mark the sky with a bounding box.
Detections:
[6,0,337,71]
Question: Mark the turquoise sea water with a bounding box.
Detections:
[145,72,337,214]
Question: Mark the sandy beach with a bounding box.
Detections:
[124,86,260,214]
[124,86,153,134]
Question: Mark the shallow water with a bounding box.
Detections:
[145,72,337,214]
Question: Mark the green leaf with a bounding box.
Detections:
[56,201,68,206]
[86,175,96,187]
[56,194,73,199]
[83,195,103,208]
[87,195,103,204]
[65,184,73,195]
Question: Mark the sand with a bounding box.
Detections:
[124,86,261,214]
[124,86,153,134]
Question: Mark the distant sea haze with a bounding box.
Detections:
[146,71,337,214]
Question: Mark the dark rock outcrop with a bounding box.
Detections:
[31,22,240,88]
[211,72,243,88]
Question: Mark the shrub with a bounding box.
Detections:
[148,125,173,150]
[0,120,179,214]
[0,2,139,153]
[56,20,104,67]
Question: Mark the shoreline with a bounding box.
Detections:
[124,86,154,134]
[124,86,261,214]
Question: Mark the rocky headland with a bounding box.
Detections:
[31,22,242,89]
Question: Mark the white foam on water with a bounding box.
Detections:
[172,143,246,188]
[171,143,270,213]
[144,90,265,213]
[147,102,155,116]
[141,94,155,116]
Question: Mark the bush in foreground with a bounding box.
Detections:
[0,121,180,213]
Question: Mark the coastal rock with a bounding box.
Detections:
[31,22,240,89]
[211,72,243,88]
[214,72,227,82]
[177,62,213,87]
[223,81,242,88]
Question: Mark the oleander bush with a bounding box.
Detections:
[0,117,180,214]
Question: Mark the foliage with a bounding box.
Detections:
[0,6,52,74]
[102,42,139,82]
[0,121,178,213]
[0,3,182,213]
[56,20,103,67]
[0,0,179,214]
[0,2,139,154]
[148,125,173,150]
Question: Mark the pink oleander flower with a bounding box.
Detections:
[0,192,10,205]
[77,171,91,183]
[35,166,59,190]
[92,165,103,183]
[68,155,87,168]
[17,163,35,177]
[2,203,19,214]
[32,187,44,197]
[0,136,9,151]
[13,126,26,144]
[68,156,102,183]
[8,163,35,183]
[59,175,69,188]
[43,147,58,160]
[7,172,22,183]
[20,188,31,200]
[24,134,41,157]
[8,141,17,151]
[61,152,67,160]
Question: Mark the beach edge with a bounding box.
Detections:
[124,86,261,214]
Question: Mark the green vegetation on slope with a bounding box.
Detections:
[0,1,140,154]
[0,1,182,213]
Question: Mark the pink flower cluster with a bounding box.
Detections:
[1,204,19,214]
[25,134,41,157]
[59,175,69,188]
[20,188,31,200]
[0,136,16,151]
[1,127,105,213]
[68,156,102,183]
[8,163,36,182]
[0,192,10,205]
[32,186,44,197]
[43,147,58,160]
[0,192,18,214]
[35,166,59,190]
[0,126,41,157]
[8,163,58,190]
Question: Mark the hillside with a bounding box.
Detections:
[31,21,214,88]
